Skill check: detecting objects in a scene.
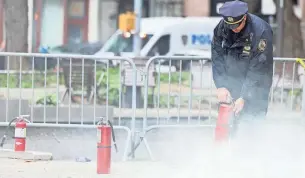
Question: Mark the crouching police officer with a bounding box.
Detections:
[212,0,273,120]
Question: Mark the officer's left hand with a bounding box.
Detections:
[233,98,245,115]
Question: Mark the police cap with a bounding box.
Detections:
[219,0,248,30]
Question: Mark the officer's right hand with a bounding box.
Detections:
[216,88,231,102]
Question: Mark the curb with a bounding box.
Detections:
[0,149,53,161]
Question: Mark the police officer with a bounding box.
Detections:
[212,0,273,120]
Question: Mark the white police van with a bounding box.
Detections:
[95,16,222,68]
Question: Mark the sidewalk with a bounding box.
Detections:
[0,158,207,178]
[0,156,275,178]
[0,157,266,178]
[1,116,305,178]
[1,158,210,178]
[1,148,305,178]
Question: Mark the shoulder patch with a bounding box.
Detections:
[258,39,267,52]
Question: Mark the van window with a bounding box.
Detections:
[104,33,153,54]
[147,34,170,56]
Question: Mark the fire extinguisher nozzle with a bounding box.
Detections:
[114,143,118,153]
[0,135,7,148]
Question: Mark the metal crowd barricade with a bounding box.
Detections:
[130,56,217,160]
[270,57,305,115]
[0,52,137,161]
[130,56,305,160]
[0,53,304,161]
[121,57,156,108]
[60,56,105,104]
[143,56,217,125]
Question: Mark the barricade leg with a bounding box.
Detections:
[128,131,154,160]
[129,134,136,159]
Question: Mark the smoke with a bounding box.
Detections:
[141,116,305,177]
[1,115,304,177]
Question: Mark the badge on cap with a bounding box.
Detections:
[258,39,267,52]
[228,17,234,22]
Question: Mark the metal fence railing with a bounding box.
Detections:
[0,52,138,161]
[0,53,304,161]
[270,57,304,111]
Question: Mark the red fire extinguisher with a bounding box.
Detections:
[214,100,235,142]
[0,115,30,150]
[14,118,27,152]
[97,118,118,174]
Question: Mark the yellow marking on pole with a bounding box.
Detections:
[296,58,305,69]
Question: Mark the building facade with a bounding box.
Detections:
[36,0,185,49]
[35,0,96,50]
[0,0,303,53]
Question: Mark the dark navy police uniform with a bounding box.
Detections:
[211,0,273,120]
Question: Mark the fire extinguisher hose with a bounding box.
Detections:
[0,117,20,148]
[107,120,118,153]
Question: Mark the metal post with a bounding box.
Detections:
[133,0,142,56]
[302,75,305,116]
[276,0,284,57]
[149,0,155,17]
[28,0,34,52]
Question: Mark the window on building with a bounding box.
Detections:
[152,0,183,17]
[68,0,86,18]
[64,0,89,44]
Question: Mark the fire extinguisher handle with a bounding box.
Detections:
[218,100,235,111]
[219,101,232,105]
[219,96,235,106]
[219,95,234,105]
